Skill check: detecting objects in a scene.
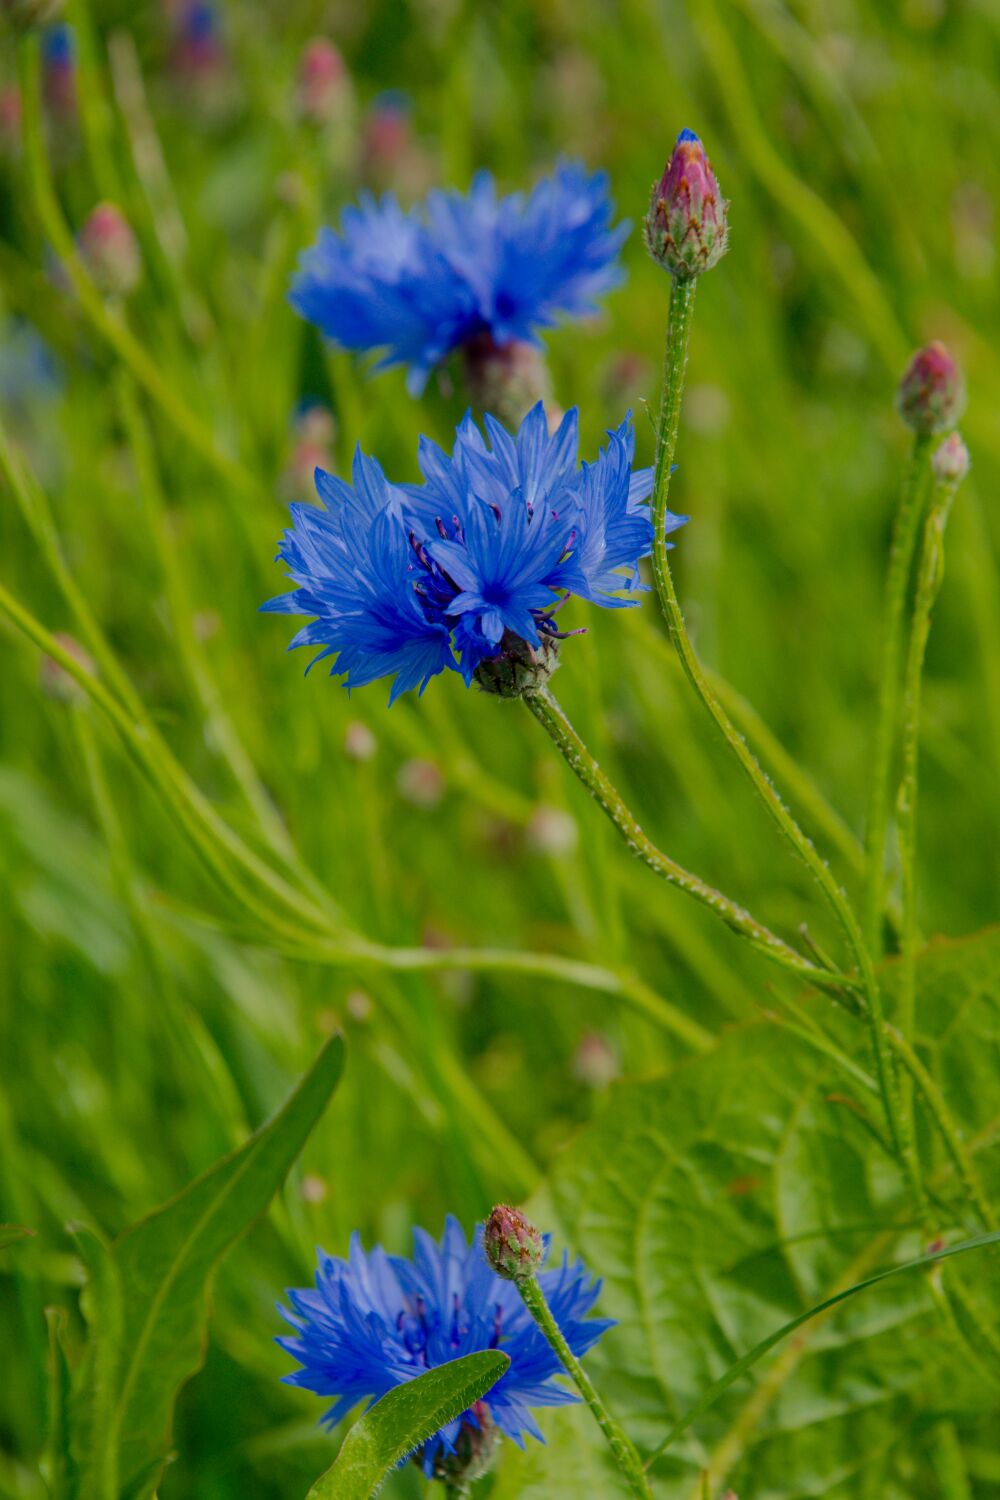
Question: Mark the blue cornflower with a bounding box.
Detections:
[290,162,628,393]
[263,403,687,700]
[278,1216,613,1477]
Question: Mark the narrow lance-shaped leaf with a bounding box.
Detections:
[70,1032,345,1500]
[306,1349,511,1500]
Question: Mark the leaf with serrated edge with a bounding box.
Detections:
[306,1349,510,1500]
[75,1033,345,1500]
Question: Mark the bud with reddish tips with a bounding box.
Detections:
[79,203,141,297]
[897,341,964,435]
[644,128,729,279]
[931,431,969,485]
[297,37,348,125]
[484,1204,544,1283]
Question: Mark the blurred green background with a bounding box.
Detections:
[1,0,998,1495]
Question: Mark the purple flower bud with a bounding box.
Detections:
[484,1204,544,1282]
[297,38,348,125]
[931,431,969,485]
[79,203,141,297]
[644,128,729,278]
[896,342,965,434]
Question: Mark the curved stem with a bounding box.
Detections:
[649,277,915,1190]
[524,689,854,995]
[864,432,934,955]
[516,1275,652,1499]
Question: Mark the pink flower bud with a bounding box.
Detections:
[644,128,729,279]
[79,202,141,297]
[931,431,969,485]
[297,38,347,125]
[40,632,94,702]
[484,1205,544,1283]
[897,342,964,434]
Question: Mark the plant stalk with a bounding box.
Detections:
[516,1274,652,1499]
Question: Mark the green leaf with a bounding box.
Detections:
[44,1308,73,1500]
[69,1033,345,1500]
[494,929,1000,1499]
[306,1350,510,1500]
[0,1223,36,1249]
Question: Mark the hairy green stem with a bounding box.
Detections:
[649,276,915,1189]
[516,1274,652,1499]
[864,432,933,954]
[524,689,853,994]
[895,473,960,1147]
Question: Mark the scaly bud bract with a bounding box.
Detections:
[897,342,964,435]
[484,1204,544,1282]
[931,431,969,485]
[644,128,729,278]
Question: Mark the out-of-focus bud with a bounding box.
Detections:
[931,431,969,485]
[644,128,729,279]
[361,90,432,195]
[300,1174,328,1203]
[40,632,94,702]
[42,22,76,119]
[396,757,444,809]
[461,333,552,429]
[484,1205,544,1283]
[343,719,377,762]
[526,805,578,858]
[79,203,141,297]
[283,401,337,498]
[297,38,348,125]
[345,988,373,1022]
[897,341,964,434]
[430,1402,499,1487]
[572,1030,619,1090]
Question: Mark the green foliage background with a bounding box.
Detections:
[1,1,998,1496]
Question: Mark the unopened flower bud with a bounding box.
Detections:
[644,128,729,279]
[931,431,969,485]
[79,203,141,297]
[396,757,444,809]
[484,1205,544,1283]
[429,1401,499,1487]
[297,38,347,125]
[897,342,964,434]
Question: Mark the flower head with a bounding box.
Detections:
[290,162,628,394]
[278,1216,613,1476]
[897,342,965,435]
[644,128,729,278]
[263,403,686,702]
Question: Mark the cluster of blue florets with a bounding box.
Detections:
[263,401,685,702]
[278,1217,613,1475]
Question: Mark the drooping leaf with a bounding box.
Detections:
[493,929,1000,1498]
[68,1033,345,1500]
[305,1350,510,1500]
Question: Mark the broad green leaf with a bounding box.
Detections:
[0,1223,36,1249]
[69,1229,124,1500]
[69,1033,345,1500]
[494,929,1000,1498]
[306,1350,510,1500]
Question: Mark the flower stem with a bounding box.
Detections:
[524,688,856,995]
[863,432,934,956]
[648,274,918,1201]
[895,467,963,1150]
[515,1274,652,1500]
